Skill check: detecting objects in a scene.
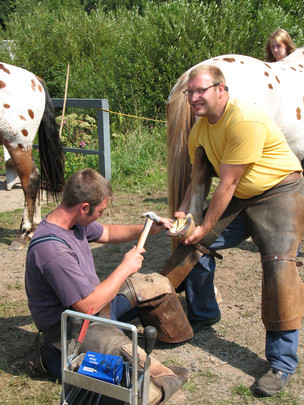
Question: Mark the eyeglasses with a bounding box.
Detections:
[183,83,220,97]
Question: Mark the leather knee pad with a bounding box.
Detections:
[262,258,304,330]
[120,272,194,343]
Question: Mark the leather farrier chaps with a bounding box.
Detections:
[161,178,304,331]
[241,178,304,331]
[118,272,194,343]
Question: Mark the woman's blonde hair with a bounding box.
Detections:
[265,28,296,62]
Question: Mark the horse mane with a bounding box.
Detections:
[166,70,195,218]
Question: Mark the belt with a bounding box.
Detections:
[278,171,302,185]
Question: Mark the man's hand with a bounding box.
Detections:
[184,225,206,245]
[150,216,173,234]
[122,246,145,275]
[183,163,247,245]
[173,211,186,219]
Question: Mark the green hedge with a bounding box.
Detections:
[1,0,303,123]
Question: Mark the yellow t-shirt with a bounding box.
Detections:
[188,98,302,199]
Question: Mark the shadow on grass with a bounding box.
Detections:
[143,196,168,204]
[0,226,20,246]
[0,314,37,376]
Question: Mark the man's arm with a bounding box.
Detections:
[96,218,173,245]
[72,218,174,313]
[72,245,145,313]
[97,224,144,244]
[184,163,247,244]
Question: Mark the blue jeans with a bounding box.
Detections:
[110,294,139,322]
[185,214,299,374]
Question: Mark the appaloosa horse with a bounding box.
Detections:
[0,62,65,250]
[167,48,304,226]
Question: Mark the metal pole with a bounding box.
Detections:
[97,100,111,181]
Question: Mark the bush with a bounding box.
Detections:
[1,0,303,123]
[1,0,303,192]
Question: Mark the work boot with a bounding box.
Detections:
[254,367,291,397]
[26,349,57,382]
[188,312,221,333]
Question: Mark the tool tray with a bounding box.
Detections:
[61,310,143,405]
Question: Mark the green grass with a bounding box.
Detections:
[232,383,253,403]
[110,123,168,193]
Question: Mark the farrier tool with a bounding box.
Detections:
[141,326,157,404]
[67,306,94,369]
[136,211,161,249]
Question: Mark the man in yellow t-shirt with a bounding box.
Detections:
[188,98,301,199]
[174,64,304,397]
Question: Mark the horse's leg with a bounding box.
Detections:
[190,147,214,225]
[5,145,40,250]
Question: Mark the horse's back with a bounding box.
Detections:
[0,62,46,149]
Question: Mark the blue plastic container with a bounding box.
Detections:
[78,351,124,385]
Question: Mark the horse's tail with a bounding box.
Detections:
[166,70,195,218]
[38,78,65,201]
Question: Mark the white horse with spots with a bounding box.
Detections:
[167,48,304,226]
[0,62,65,250]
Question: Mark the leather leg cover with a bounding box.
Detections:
[242,179,304,331]
[261,259,304,330]
[123,273,194,343]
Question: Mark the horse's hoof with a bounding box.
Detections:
[9,239,27,251]
[166,213,196,241]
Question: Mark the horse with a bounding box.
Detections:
[167,48,304,227]
[0,62,65,250]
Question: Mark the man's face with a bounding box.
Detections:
[80,198,109,226]
[186,73,220,119]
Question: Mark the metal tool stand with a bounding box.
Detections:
[61,310,145,405]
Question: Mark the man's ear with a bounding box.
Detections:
[218,83,228,98]
[80,202,90,215]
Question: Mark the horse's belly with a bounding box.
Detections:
[0,62,45,149]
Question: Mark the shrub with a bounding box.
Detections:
[1,0,303,124]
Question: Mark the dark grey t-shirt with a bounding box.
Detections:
[25,217,103,331]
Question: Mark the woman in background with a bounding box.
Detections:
[265,28,296,62]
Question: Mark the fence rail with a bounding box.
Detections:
[38,98,111,180]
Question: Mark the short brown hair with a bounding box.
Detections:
[62,169,113,214]
[189,64,226,86]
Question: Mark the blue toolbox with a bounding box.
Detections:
[78,351,124,385]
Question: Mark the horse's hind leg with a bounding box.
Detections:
[6,146,41,250]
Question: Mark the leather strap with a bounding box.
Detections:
[261,254,297,263]
[261,254,303,266]
[195,243,223,259]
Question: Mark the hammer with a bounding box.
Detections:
[136,211,160,249]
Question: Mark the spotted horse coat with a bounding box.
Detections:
[0,62,65,250]
[166,47,304,225]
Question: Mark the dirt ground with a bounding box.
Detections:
[0,175,304,404]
